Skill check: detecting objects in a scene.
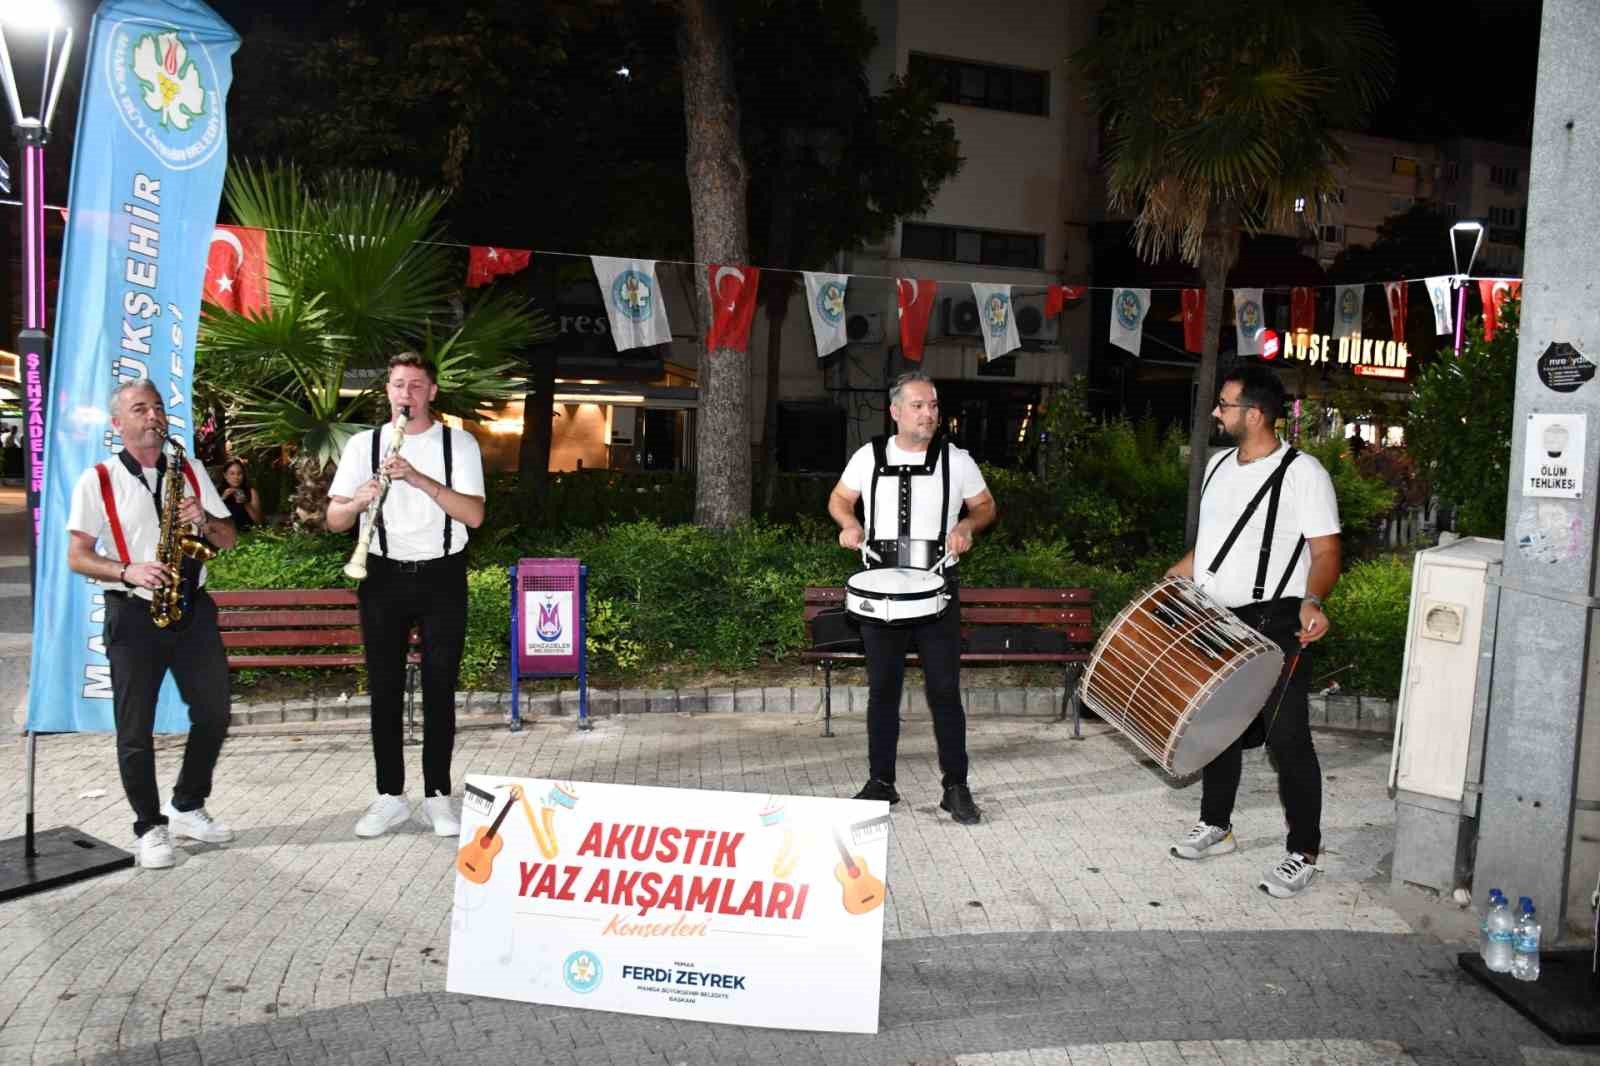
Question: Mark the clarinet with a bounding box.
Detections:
[343,405,410,581]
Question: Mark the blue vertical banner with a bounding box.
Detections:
[27,0,239,733]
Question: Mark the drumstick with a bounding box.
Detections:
[1261,653,1303,744]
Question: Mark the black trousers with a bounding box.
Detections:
[1199,597,1322,857]
[859,580,968,788]
[357,553,468,798]
[103,589,232,839]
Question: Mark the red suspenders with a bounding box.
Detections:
[95,458,205,565]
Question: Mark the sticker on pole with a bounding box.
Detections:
[1522,412,1585,499]
[1537,342,1596,394]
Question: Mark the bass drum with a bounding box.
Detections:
[1078,577,1285,777]
[845,567,949,626]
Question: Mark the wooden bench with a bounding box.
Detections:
[801,587,1098,738]
[210,589,421,726]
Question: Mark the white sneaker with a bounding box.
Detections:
[354,794,411,838]
[137,825,176,869]
[1170,821,1237,860]
[1259,852,1320,898]
[417,795,461,838]
[162,801,235,843]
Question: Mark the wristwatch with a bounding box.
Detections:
[119,564,134,588]
[1303,593,1324,610]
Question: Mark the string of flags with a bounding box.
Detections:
[195,222,1525,365]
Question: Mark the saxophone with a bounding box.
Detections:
[151,435,218,629]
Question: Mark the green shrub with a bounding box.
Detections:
[1318,553,1413,698]
[206,527,351,589]
[1299,436,1397,546]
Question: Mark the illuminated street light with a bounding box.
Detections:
[1450,221,1484,356]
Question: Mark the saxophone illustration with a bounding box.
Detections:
[151,435,217,629]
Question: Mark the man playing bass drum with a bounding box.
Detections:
[1165,367,1341,899]
[828,371,996,825]
[328,352,486,841]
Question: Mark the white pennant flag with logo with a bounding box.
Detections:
[591,256,672,351]
[1109,288,1150,356]
[1333,284,1364,341]
[1424,276,1454,335]
[803,272,850,358]
[1233,288,1265,356]
[970,282,1022,361]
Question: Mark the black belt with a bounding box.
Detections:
[368,553,464,573]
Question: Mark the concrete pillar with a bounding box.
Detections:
[1472,0,1600,936]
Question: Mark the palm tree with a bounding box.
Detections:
[197,163,549,526]
[1073,2,1392,542]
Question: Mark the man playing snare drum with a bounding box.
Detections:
[1165,367,1341,898]
[827,371,996,825]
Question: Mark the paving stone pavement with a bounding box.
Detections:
[2,712,1594,1066]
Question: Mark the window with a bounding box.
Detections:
[1490,165,1521,189]
[1321,224,1345,244]
[907,52,1049,116]
[1332,187,1347,205]
[1488,205,1519,227]
[1443,202,1459,220]
[1392,156,1420,177]
[901,222,1043,268]
[1442,161,1460,181]
[1293,196,1307,214]
[1391,196,1414,215]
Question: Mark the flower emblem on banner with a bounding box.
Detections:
[815,281,846,325]
[563,950,604,994]
[612,270,653,321]
[535,594,562,643]
[984,293,1011,336]
[1238,299,1262,338]
[1339,288,1360,324]
[132,32,205,131]
[1116,289,1144,330]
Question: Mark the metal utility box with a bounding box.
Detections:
[1389,537,1504,893]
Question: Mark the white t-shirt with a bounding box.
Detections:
[839,437,988,540]
[68,455,231,601]
[329,420,485,561]
[1193,441,1341,608]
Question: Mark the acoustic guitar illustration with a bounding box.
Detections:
[456,786,521,884]
[832,826,884,915]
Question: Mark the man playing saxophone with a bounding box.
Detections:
[65,380,238,870]
[327,352,485,841]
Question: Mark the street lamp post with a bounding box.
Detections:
[1450,221,1484,356]
[0,2,135,901]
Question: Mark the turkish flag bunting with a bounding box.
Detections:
[1479,279,1522,341]
[1181,288,1204,353]
[706,264,761,352]
[466,246,532,288]
[1290,287,1315,336]
[202,225,270,318]
[896,278,939,362]
[1384,281,1408,341]
[1045,284,1087,318]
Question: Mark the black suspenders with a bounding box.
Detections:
[370,422,456,559]
[1202,446,1306,602]
[867,431,951,560]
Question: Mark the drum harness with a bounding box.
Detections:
[1199,444,1307,741]
[866,429,951,572]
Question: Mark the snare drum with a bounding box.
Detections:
[845,567,949,625]
[1078,577,1285,777]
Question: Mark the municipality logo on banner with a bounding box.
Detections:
[803,272,849,358]
[1109,287,1150,356]
[1424,276,1454,335]
[1334,284,1364,341]
[1233,288,1264,356]
[970,283,1020,361]
[591,256,672,351]
[28,0,239,735]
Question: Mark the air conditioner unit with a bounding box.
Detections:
[1015,294,1060,347]
[845,311,884,345]
[945,295,982,337]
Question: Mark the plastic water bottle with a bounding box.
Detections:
[1486,892,1516,973]
[1512,897,1542,982]
[1480,889,1505,960]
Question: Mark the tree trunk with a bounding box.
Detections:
[680,0,752,530]
[1183,201,1241,545]
[291,451,337,531]
[517,352,555,506]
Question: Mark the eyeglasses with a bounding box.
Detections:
[1215,401,1257,411]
